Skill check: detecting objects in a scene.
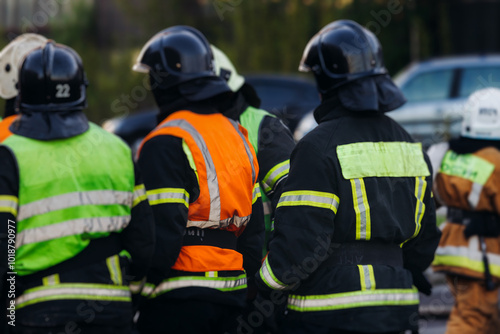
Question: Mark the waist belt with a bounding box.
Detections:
[330,241,403,267]
[182,227,237,250]
[447,207,500,225]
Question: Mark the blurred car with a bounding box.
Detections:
[294,55,500,147]
[102,74,320,154]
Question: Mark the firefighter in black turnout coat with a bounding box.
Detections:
[256,20,441,334]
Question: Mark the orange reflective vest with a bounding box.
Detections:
[432,146,500,280]
[140,110,259,273]
[0,115,17,142]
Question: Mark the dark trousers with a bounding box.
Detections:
[9,324,132,334]
[137,299,241,334]
[280,317,410,334]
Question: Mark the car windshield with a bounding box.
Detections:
[400,69,454,102]
[459,66,500,97]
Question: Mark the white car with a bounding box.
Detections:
[294,55,500,148]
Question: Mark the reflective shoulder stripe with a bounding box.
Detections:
[18,190,133,221]
[16,216,130,249]
[132,184,147,208]
[228,119,257,183]
[252,183,262,204]
[159,119,220,222]
[263,160,290,194]
[16,283,131,309]
[351,178,371,240]
[337,142,430,179]
[277,190,339,214]
[146,188,189,208]
[143,274,247,298]
[440,150,495,185]
[0,195,18,216]
[259,257,288,290]
[401,176,426,247]
[287,288,419,312]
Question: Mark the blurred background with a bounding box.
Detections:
[2,0,500,125]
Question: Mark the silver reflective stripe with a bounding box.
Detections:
[16,216,130,248]
[361,265,372,290]
[263,160,290,193]
[288,290,419,311]
[259,257,288,290]
[352,178,369,240]
[436,236,500,266]
[151,276,247,295]
[468,182,483,209]
[18,190,132,221]
[133,185,147,207]
[228,119,256,183]
[16,285,131,307]
[252,184,261,204]
[415,177,425,224]
[0,196,18,215]
[159,119,220,223]
[187,214,251,229]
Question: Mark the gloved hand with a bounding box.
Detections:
[410,269,432,296]
[464,219,500,239]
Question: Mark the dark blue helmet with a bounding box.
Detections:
[299,20,387,94]
[18,41,88,112]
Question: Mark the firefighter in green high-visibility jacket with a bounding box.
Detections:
[212,45,295,256]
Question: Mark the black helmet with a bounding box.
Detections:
[299,20,387,94]
[18,41,88,112]
[134,26,218,90]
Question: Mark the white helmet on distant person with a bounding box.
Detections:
[462,87,500,140]
[210,45,245,92]
[0,33,48,99]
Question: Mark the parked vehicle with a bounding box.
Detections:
[102,74,319,154]
[294,55,500,148]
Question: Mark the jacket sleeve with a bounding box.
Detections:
[258,116,295,211]
[0,147,18,330]
[237,192,265,279]
[119,161,155,281]
[402,153,442,292]
[256,140,339,291]
[137,135,199,282]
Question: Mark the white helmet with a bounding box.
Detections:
[461,87,500,140]
[0,33,48,99]
[210,45,245,92]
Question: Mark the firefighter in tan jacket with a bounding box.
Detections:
[429,87,500,334]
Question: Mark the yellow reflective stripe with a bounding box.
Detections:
[106,255,122,285]
[132,184,147,208]
[16,283,131,309]
[263,160,290,193]
[433,237,500,277]
[277,190,339,214]
[252,183,262,204]
[259,257,288,290]
[402,177,426,247]
[351,179,371,240]
[0,195,18,216]
[205,271,218,278]
[146,188,189,208]
[288,288,419,312]
[42,274,60,286]
[357,265,375,291]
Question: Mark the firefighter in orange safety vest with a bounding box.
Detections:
[132,26,264,334]
[429,87,500,334]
